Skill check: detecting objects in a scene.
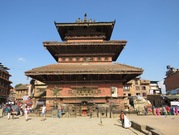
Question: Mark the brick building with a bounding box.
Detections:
[123,78,150,98]
[164,65,179,91]
[25,15,143,116]
[15,84,29,102]
[0,63,12,104]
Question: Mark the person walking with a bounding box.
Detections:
[41,105,46,121]
[7,105,12,120]
[24,105,29,121]
[1,104,6,117]
[58,105,62,118]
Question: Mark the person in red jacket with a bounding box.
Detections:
[120,111,125,127]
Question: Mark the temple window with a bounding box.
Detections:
[62,57,65,61]
[83,57,87,62]
[105,57,109,61]
[76,57,79,61]
[69,57,72,61]
[90,57,94,61]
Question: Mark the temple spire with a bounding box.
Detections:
[84,13,87,22]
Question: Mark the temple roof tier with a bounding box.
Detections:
[54,20,115,41]
[25,63,143,83]
[43,40,127,62]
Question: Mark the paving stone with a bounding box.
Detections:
[0,116,145,135]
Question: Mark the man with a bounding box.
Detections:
[41,105,46,121]
[7,105,12,120]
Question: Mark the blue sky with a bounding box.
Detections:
[1,1,179,92]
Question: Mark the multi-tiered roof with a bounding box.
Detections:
[25,15,143,84]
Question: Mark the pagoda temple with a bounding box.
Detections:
[25,15,143,117]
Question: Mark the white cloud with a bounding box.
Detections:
[18,57,26,62]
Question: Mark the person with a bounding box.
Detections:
[41,105,46,121]
[24,105,29,121]
[156,107,161,116]
[119,111,125,127]
[162,106,167,115]
[174,106,178,115]
[152,105,156,115]
[20,106,24,116]
[89,109,93,119]
[123,114,132,128]
[58,105,62,118]
[144,106,148,115]
[2,104,6,117]
[166,106,171,115]
[7,105,12,120]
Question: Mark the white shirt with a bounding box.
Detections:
[42,106,46,113]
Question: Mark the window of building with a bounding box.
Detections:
[136,93,140,96]
[142,86,146,90]
[90,57,94,61]
[83,57,87,62]
[69,57,72,61]
[142,93,147,97]
[135,80,138,85]
[62,57,66,61]
[97,57,101,61]
[136,86,140,90]
[76,57,79,61]
[123,85,130,91]
[105,57,108,61]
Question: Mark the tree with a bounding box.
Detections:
[15,83,23,88]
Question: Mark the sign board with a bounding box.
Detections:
[171,101,179,106]
[111,87,118,97]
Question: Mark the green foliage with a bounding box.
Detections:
[15,83,23,88]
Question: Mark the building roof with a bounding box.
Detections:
[165,95,179,100]
[15,84,29,90]
[43,40,127,62]
[54,20,115,41]
[25,63,143,83]
[25,63,142,75]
